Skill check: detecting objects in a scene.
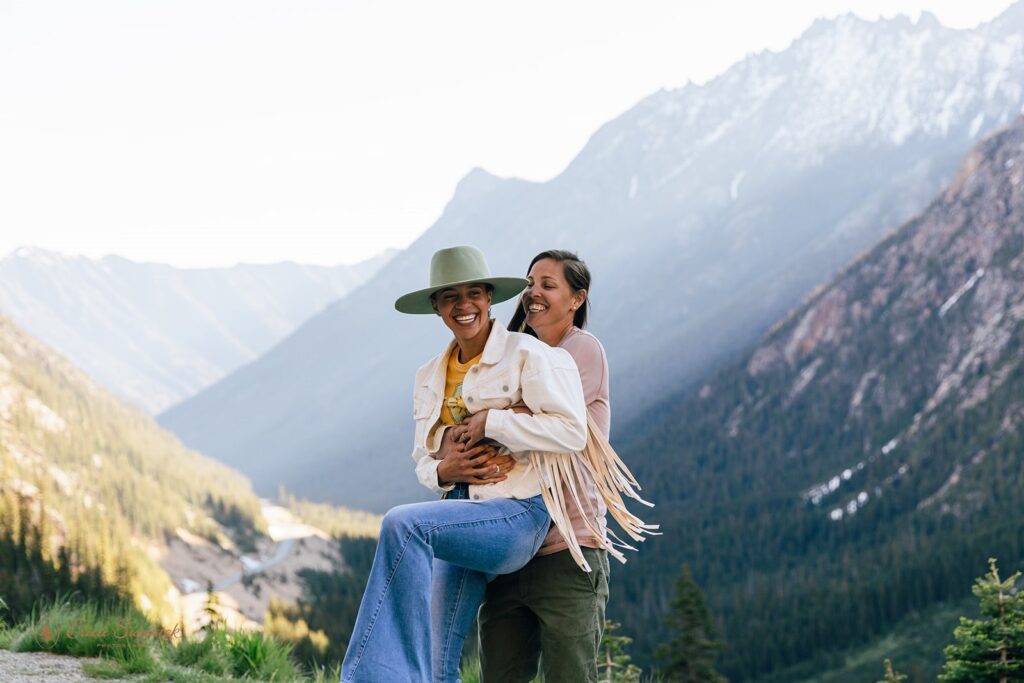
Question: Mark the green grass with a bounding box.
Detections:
[81,657,138,679]
[1,592,664,682]
[458,655,540,683]
[458,654,664,682]
[165,629,230,676]
[132,662,246,683]
[306,662,342,683]
[8,593,158,672]
[0,595,11,649]
[0,593,316,681]
[224,629,298,680]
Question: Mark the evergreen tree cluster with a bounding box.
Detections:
[0,494,124,625]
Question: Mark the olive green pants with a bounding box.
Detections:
[478,547,610,683]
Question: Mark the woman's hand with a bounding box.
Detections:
[450,409,489,448]
[432,426,459,461]
[437,440,516,486]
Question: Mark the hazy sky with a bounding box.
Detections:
[0,0,1016,267]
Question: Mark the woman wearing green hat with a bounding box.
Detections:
[442,249,655,682]
[341,246,590,683]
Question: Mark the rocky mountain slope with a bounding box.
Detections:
[613,118,1024,680]
[161,6,1024,511]
[0,248,394,413]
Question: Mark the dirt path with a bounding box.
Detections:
[0,649,105,682]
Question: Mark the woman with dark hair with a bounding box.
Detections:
[507,249,593,332]
[480,249,616,682]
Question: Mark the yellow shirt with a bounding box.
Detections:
[440,348,482,425]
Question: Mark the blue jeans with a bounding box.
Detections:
[341,495,550,683]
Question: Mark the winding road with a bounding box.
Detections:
[211,537,296,592]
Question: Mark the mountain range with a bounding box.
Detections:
[3,7,1024,681]
[612,116,1024,680]
[160,4,1024,511]
[0,248,394,413]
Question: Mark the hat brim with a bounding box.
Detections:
[395,276,530,314]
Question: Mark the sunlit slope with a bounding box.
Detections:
[0,314,266,624]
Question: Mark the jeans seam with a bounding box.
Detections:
[441,565,470,681]
[533,519,549,551]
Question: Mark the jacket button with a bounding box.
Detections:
[467,397,474,403]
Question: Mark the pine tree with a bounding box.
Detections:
[657,565,726,683]
[941,558,1024,682]
[877,658,907,683]
[597,620,642,683]
[202,581,224,632]
[56,545,73,592]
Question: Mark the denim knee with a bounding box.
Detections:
[381,504,424,542]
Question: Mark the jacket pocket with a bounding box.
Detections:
[412,391,437,448]
[413,385,438,416]
[476,372,517,402]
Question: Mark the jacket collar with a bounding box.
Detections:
[479,319,510,366]
[420,320,509,393]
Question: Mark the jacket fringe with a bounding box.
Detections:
[529,414,659,572]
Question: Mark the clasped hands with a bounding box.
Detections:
[435,405,532,486]
[435,410,512,485]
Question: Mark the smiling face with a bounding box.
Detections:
[524,258,585,343]
[432,282,493,348]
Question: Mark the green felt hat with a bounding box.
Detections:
[394,245,529,314]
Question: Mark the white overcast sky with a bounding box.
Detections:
[0,0,1017,267]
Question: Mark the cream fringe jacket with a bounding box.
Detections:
[412,322,656,572]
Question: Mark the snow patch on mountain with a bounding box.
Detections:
[968,113,986,138]
[939,268,985,317]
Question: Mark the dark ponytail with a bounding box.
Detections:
[508,250,591,337]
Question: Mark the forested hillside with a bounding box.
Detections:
[614,119,1024,680]
[0,315,265,625]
